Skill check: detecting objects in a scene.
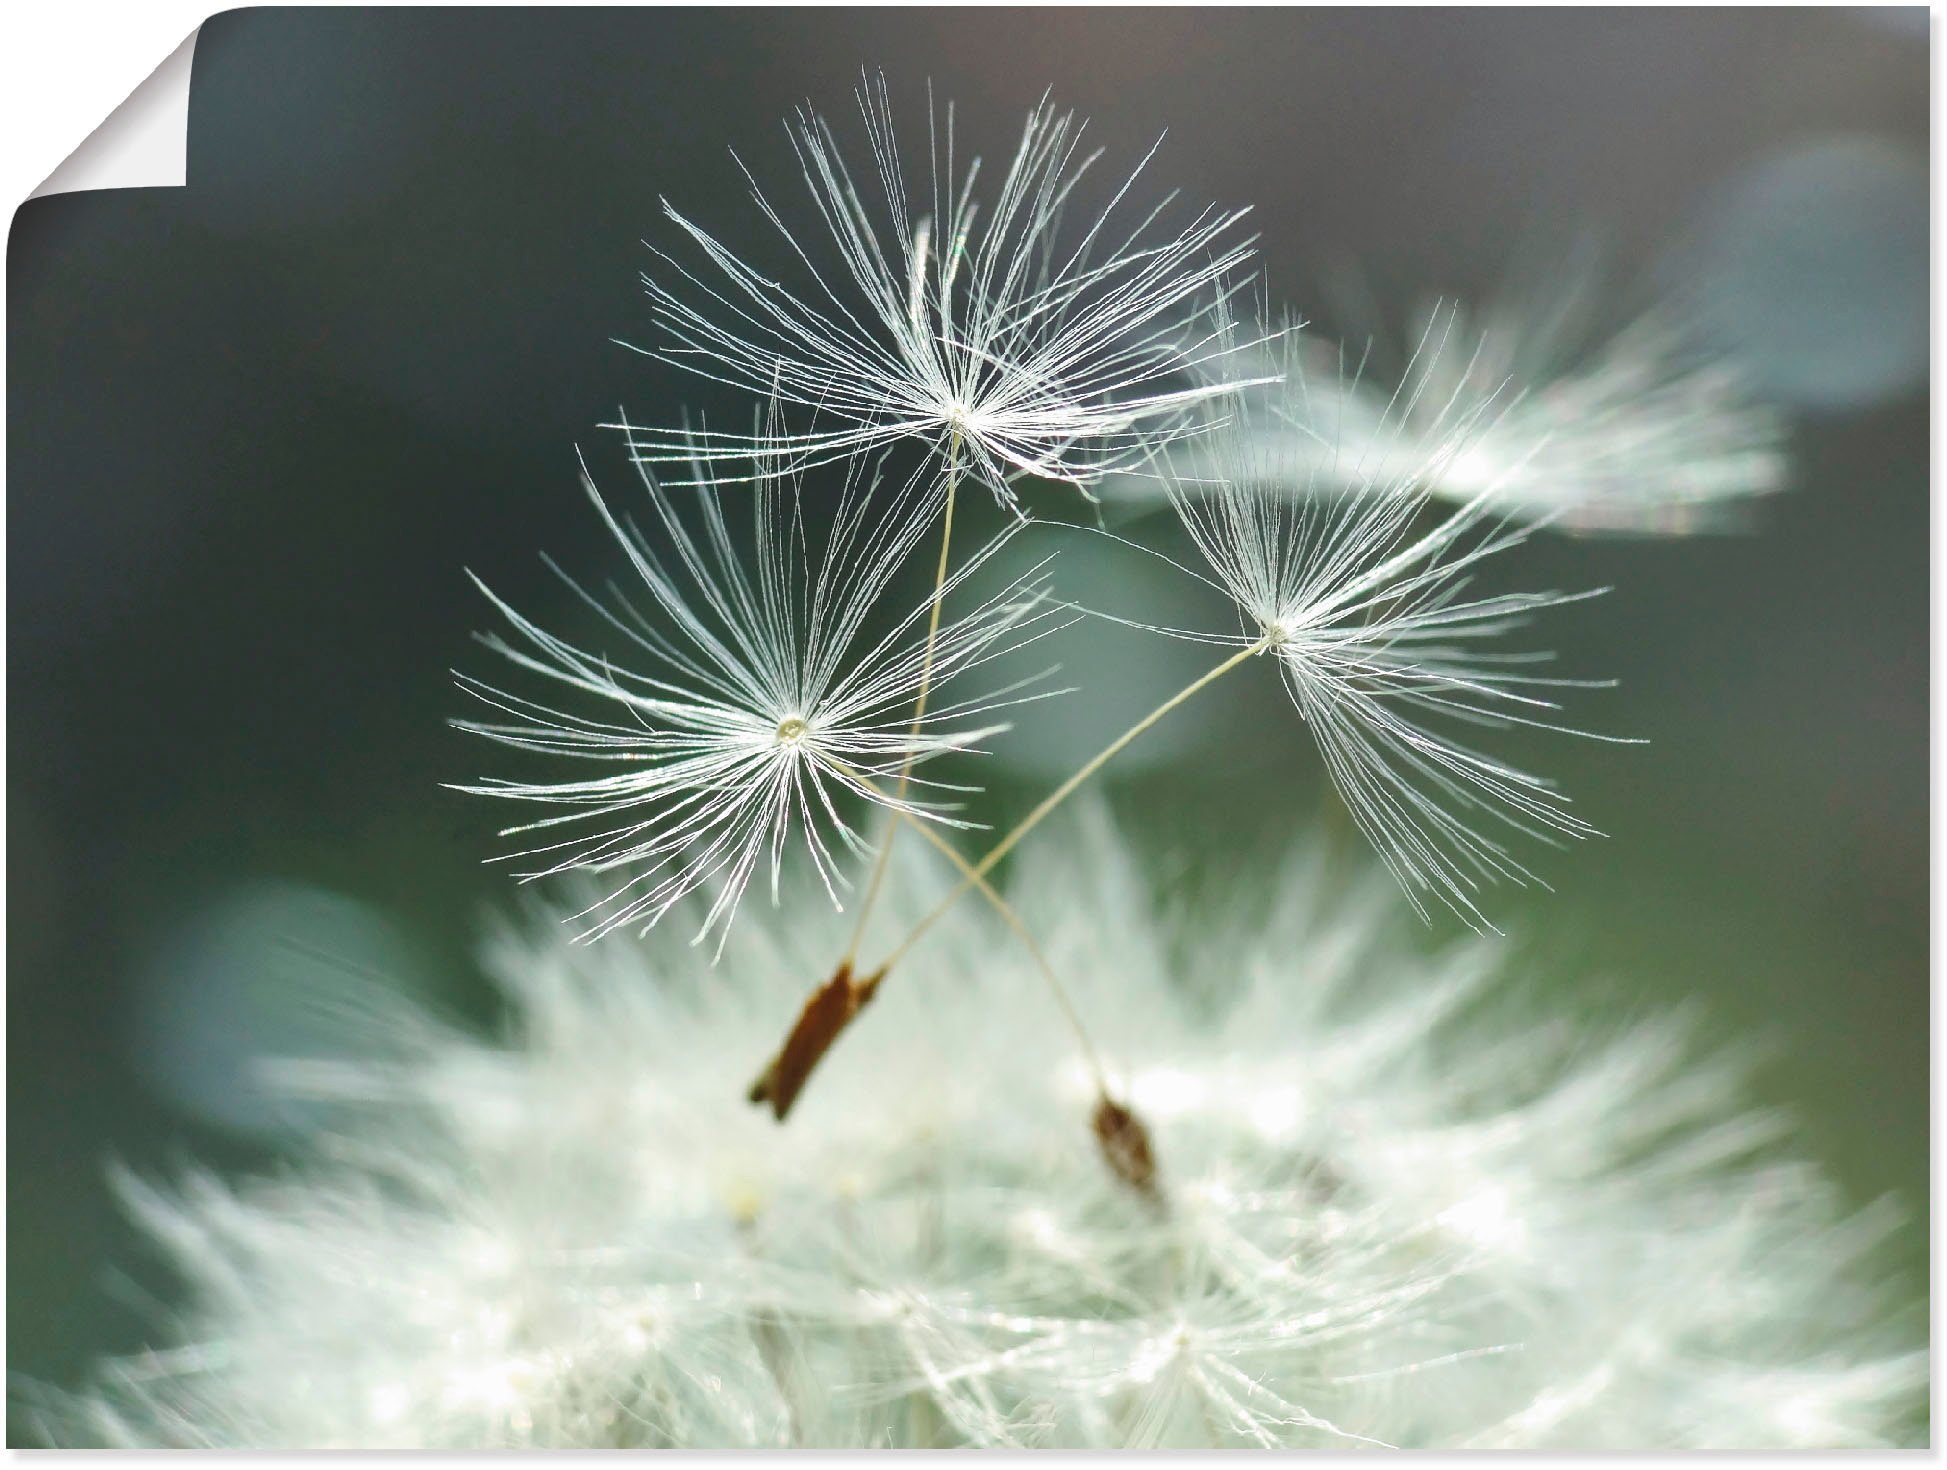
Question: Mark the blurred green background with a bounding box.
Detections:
[8,8,1927,1428]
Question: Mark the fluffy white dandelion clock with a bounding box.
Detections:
[44,818,1921,1448]
[618,76,1270,506]
[450,434,1066,949]
[40,63,1907,1459]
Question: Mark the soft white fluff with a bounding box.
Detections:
[617,76,1269,506]
[1153,272,1787,535]
[450,439,1064,950]
[1130,336,1635,931]
[1309,291,1786,532]
[48,816,1920,1448]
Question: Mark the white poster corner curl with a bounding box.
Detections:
[30,28,199,199]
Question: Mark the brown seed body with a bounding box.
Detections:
[748,961,886,1121]
[1092,1095,1162,1200]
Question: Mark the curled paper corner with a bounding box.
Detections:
[30,28,199,199]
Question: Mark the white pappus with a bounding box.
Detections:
[39,813,1922,1449]
[1152,260,1789,535]
[1112,327,1640,931]
[618,75,1272,506]
[449,428,1069,950]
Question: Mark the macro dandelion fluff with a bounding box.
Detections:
[1153,262,1788,535]
[862,340,1634,971]
[14,22,1924,1461]
[40,815,1921,1449]
[1315,289,1787,533]
[1122,335,1639,931]
[617,76,1270,505]
[450,430,1067,949]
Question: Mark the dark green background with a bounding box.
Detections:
[8,8,1927,1430]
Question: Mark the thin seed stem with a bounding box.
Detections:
[843,430,962,964]
[834,761,1112,1097]
[873,634,1274,973]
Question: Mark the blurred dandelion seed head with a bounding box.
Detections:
[45,69,1923,1458]
[46,815,1922,1449]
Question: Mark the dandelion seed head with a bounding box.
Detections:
[41,814,1921,1449]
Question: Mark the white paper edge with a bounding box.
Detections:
[29,27,198,199]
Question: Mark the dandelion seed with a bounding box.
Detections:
[615,75,1272,508]
[1157,260,1787,534]
[449,429,1068,951]
[864,327,1634,962]
[1145,337,1638,929]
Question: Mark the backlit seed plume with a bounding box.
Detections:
[1179,265,1787,534]
[616,75,1270,507]
[40,816,1922,1448]
[1146,341,1632,929]
[450,436,1066,949]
